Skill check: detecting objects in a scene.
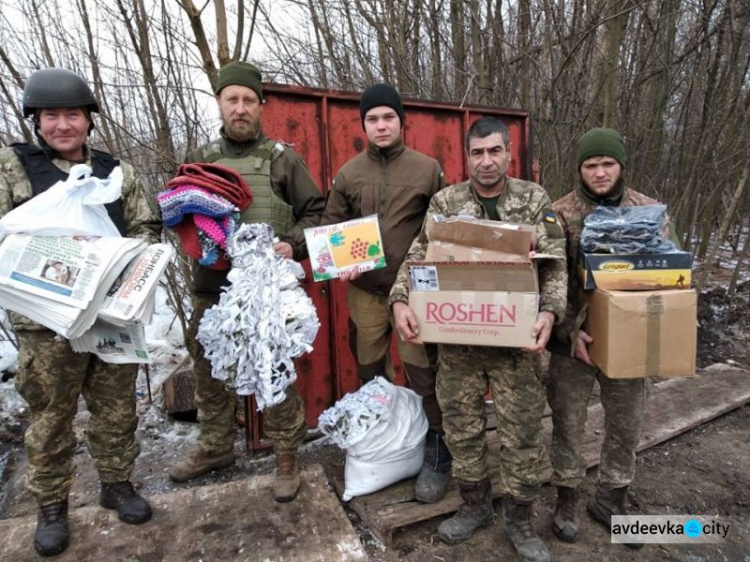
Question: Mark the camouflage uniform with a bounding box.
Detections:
[390,178,567,498]
[0,145,160,506]
[183,131,324,455]
[547,185,658,489]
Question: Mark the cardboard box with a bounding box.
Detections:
[579,251,693,291]
[583,288,697,378]
[407,217,547,348]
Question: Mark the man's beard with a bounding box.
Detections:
[224,117,260,142]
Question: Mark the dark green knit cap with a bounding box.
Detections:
[576,127,626,169]
[215,61,264,102]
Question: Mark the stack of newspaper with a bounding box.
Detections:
[0,234,173,363]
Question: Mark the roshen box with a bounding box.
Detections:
[583,288,697,378]
[407,217,549,348]
[579,251,693,291]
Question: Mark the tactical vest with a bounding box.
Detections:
[11,143,128,235]
[202,139,294,237]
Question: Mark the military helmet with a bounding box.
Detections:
[22,68,99,117]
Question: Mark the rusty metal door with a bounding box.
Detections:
[248,84,531,450]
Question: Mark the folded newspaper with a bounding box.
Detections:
[0,234,173,362]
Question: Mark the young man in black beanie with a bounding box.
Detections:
[546,127,674,548]
[321,83,451,503]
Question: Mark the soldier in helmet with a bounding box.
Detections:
[0,68,160,557]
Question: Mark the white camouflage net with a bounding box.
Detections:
[197,223,320,410]
[317,378,391,448]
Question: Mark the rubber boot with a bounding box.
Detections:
[34,501,69,557]
[168,449,235,483]
[502,497,550,562]
[552,485,579,543]
[437,478,494,544]
[273,453,301,503]
[415,429,452,503]
[100,481,153,524]
[587,486,644,549]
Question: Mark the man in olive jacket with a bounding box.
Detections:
[320,83,451,503]
[168,62,325,504]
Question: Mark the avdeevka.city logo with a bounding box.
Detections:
[684,518,703,538]
[611,515,731,544]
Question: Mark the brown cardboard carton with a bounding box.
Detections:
[583,288,697,378]
[579,251,693,291]
[407,217,549,348]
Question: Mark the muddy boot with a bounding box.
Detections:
[587,486,644,549]
[100,482,153,524]
[273,453,300,503]
[552,485,579,543]
[34,501,69,557]
[415,429,452,503]
[437,478,494,544]
[168,449,235,483]
[502,497,550,562]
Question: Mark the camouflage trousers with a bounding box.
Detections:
[546,353,646,489]
[14,329,140,506]
[436,345,546,501]
[188,294,307,456]
[347,284,442,430]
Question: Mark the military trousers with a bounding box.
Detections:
[15,329,140,506]
[436,345,546,501]
[547,352,646,489]
[346,284,442,430]
[188,294,307,456]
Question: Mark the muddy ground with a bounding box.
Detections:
[1,282,749,561]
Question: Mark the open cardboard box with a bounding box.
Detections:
[407,216,554,347]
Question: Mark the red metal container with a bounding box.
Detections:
[245,83,532,450]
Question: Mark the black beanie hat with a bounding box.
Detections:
[576,127,627,169]
[359,83,405,129]
[215,61,264,102]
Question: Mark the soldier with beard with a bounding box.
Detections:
[168,62,325,503]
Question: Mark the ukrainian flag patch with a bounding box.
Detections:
[544,211,557,224]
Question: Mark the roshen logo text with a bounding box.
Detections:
[425,302,517,326]
[601,261,634,271]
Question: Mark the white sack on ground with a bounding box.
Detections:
[318,377,428,501]
[197,223,320,410]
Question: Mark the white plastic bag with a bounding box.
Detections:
[318,377,428,501]
[0,164,122,239]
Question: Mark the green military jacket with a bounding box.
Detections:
[321,138,445,296]
[185,130,325,294]
[389,177,567,323]
[0,144,161,331]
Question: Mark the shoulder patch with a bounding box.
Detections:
[541,208,565,239]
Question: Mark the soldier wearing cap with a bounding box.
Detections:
[0,68,160,557]
[167,62,325,502]
[547,127,670,548]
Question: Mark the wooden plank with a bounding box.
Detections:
[329,367,750,546]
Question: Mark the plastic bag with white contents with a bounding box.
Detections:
[318,377,428,501]
[0,164,122,240]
